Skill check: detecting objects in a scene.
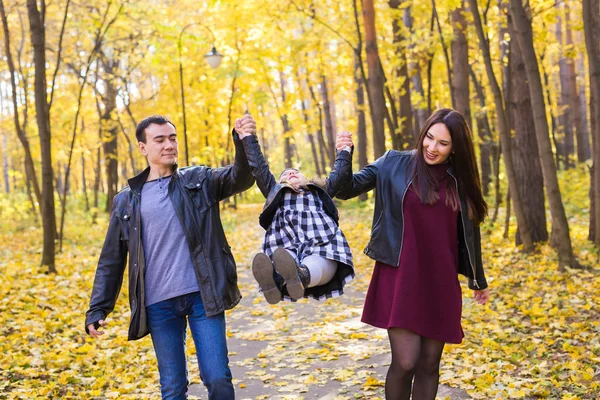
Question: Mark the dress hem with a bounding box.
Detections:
[360,319,463,344]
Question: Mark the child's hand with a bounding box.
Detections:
[336,131,353,151]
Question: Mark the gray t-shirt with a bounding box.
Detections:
[141,176,199,306]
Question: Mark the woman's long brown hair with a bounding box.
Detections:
[410,108,488,225]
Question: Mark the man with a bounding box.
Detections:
[85,114,256,399]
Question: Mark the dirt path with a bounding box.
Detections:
[188,205,471,399]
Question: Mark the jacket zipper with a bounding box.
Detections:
[130,191,142,334]
[449,173,480,289]
[396,179,412,267]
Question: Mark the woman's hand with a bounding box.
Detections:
[473,288,489,305]
[336,131,353,151]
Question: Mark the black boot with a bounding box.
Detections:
[297,264,311,288]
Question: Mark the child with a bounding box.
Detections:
[240,126,355,304]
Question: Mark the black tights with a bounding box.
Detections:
[385,328,445,400]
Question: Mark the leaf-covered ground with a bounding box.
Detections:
[0,167,598,399]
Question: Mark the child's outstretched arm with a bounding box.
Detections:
[326,131,354,197]
[236,118,277,199]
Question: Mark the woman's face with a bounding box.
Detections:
[422,123,453,165]
[280,169,308,186]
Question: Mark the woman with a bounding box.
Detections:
[239,124,355,304]
[337,109,490,399]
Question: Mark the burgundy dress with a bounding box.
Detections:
[361,163,464,344]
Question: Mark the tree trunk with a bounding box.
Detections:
[469,67,493,196]
[389,0,414,150]
[508,14,548,244]
[426,8,436,115]
[92,92,102,224]
[504,189,511,239]
[556,12,575,168]
[296,69,322,177]
[82,153,89,212]
[329,90,338,139]
[2,134,8,194]
[355,53,369,201]
[362,0,386,158]
[510,0,578,269]
[320,75,336,165]
[492,145,501,223]
[258,107,268,160]
[583,0,600,246]
[577,54,592,160]
[403,6,427,134]
[27,0,56,272]
[468,0,534,251]
[433,0,455,108]
[563,6,586,164]
[100,76,119,212]
[116,114,137,175]
[451,3,471,127]
[591,164,596,242]
[279,70,293,169]
[541,59,562,168]
[308,83,328,174]
[1,0,42,210]
[56,161,64,197]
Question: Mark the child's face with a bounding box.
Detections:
[279,168,308,187]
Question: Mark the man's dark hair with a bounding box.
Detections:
[135,115,176,143]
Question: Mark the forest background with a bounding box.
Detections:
[0,0,599,398]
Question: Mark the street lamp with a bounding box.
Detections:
[204,46,224,69]
[178,23,223,166]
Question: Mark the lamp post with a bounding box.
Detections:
[178,23,223,165]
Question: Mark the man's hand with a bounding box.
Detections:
[336,131,353,151]
[87,319,106,338]
[235,114,257,139]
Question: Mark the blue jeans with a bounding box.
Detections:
[146,292,234,400]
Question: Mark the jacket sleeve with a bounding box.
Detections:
[208,129,256,201]
[336,151,388,200]
[326,149,353,197]
[240,134,276,198]
[471,225,488,290]
[85,200,128,333]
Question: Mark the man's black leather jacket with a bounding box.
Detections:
[336,150,488,290]
[85,131,254,340]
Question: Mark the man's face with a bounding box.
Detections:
[138,123,178,169]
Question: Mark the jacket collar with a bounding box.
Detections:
[128,164,179,195]
[446,164,456,177]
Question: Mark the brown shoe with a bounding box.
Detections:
[273,248,304,300]
[252,253,281,304]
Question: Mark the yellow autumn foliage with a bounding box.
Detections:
[0,166,598,399]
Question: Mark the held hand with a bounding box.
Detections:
[87,319,106,338]
[235,114,257,139]
[473,288,489,305]
[336,131,353,151]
